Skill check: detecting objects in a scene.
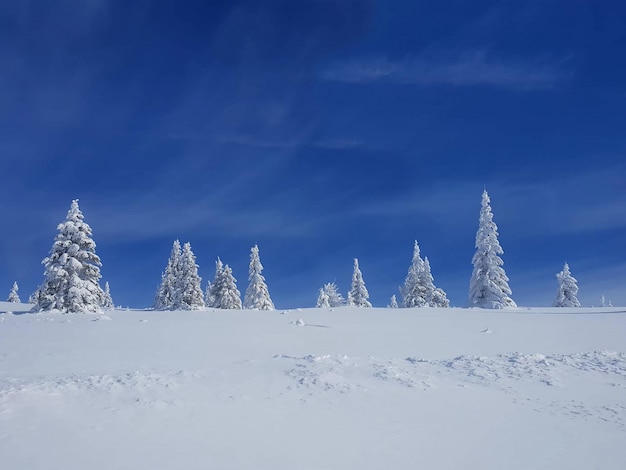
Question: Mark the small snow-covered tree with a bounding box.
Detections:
[101,281,114,309]
[469,190,516,309]
[317,282,344,307]
[205,280,215,307]
[37,199,105,313]
[212,262,242,309]
[177,242,205,310]
[422,257,450,307]
[154,240,182,310]
[28,286,42,305]
[554,263,581,307]
[388,294,398,308]
[323,282,344,307]
[7,281,20,303]
[431,287,450,308]
[316,287,330,308]
[348,258,371,307]
[244,244,274,310]
[205,258,224,308]
[400,241,428,307]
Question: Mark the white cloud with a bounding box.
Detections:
[321,51,568,90]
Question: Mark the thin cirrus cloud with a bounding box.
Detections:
[320,51,569,90]
[353,165,626,237]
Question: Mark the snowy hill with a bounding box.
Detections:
[1,306,625,469]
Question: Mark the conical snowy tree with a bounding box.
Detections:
[316,287,330,308]
[422,257,450,307]
[469,190,516,309]
[348,258,372,307]
[154,240,182,310]
[177,242,205,310]
[554,263,581,307]
[206,258,223,308]
[205,280,215,307]
[388,294,398,308]
[101,281,114,309]
[37,200,105,313]
[244,244,274,310]
[7,281,20,303]
[212,262,242,309]
[400,241,428,307]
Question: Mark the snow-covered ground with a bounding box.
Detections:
[1,304,625,469]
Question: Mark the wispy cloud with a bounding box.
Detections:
[321,51,569,90]
[354,165,626,237]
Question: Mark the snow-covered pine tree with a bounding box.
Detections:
[7,281,20,303]
[37,199,105,313]
[422,257,450,307]
[101,281,114,309]
[388,294,398,308]
[316,287,330,308]
[205,281,215,308]
[154,240,182,310]
[177,242,205,310]
[28,286,42,305]
[554,262,581,307]
[244,244,274,310]
[206,258,224,308]
[469,190,516,309]
[400,241,428,307]
[348,258,372,307]
[431,287,450,308]
[323,282,344,307]
[212,263,242,309]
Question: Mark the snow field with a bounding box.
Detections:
[1,306,625,469]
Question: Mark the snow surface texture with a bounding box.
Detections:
[1,305,625,470]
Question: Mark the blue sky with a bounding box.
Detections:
[1,0,625,308]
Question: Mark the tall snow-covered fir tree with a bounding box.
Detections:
[36,199,105,313]
[348,258,372,307]
[7,281,20,303]
[469,190,516,309]
[554,263,581,307]
[400,241,428,307]
[211,261,242,309]
[154,240,182,310]
[101,281,114,309]
[243,244,274,310]
[177,242,205,310]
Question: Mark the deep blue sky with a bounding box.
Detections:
[1,0,625,308]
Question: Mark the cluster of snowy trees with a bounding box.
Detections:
[4,192,602,313]
[316,243,450,309]
[154,240,274,311]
